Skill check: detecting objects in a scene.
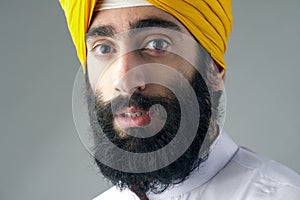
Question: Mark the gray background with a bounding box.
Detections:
[0,0,299,199]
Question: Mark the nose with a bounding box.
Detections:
[113,52,146,95]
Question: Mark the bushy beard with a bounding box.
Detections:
[85,71,213,196]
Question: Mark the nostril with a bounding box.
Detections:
[114,84,146,95]
[114,87,121,92]
[137,84,146,91]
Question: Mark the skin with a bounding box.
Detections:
[86,6,224,132]
[86,6,225,100]
[85,6,225,198]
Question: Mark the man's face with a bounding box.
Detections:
[86,6,202,136]
[84,6,221,195]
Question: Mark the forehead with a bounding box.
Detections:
[89,6,191,35]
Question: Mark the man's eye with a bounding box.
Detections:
[144,39,169,51]
[94,44,114,55]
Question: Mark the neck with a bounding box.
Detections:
[138,195,149,200]
[129,186,149,200]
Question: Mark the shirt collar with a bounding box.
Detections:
[147,130,238,199]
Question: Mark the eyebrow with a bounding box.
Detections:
[85,25,115,41]
[129,18,181,30]
[85,18,181,41]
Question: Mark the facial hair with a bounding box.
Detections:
[85,71,213,196]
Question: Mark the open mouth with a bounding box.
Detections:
[115,107,151,129]
[121,111,147,118]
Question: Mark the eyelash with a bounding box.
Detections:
[91,37,171,58]
[93,43,116,56]
[142,39,170,53]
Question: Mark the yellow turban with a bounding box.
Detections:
[59,0,232,73]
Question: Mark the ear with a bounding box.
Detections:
[205,61,226,92]
[217,64,226,81]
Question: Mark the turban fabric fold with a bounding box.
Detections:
[59,0,97,73]
[59,0,232,73]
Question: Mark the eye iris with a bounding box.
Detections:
[153,40,166,50]
[99,45,111,54]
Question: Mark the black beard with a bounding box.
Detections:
[96,92,181,153]
[85,71,213,196]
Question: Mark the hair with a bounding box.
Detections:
[84,37,224,196]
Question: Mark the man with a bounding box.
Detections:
[60,0,300,199]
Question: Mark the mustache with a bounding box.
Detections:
[96,91,177,117]
[111,94,153,115]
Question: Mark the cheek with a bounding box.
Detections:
[166,56,196,83]
[96,72,115,102]
[87,57,115,102]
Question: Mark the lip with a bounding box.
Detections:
[115,107,151,129]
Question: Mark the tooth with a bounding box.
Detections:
[123,112,145,118]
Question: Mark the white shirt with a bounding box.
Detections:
[94,132,300,200]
